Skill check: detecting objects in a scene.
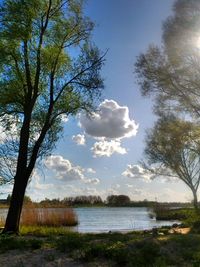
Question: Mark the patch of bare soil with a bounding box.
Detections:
[0,248,83,267]
[168,227,191,234]
[0,248,112,267]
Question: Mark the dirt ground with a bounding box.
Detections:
[168,227,190,234]
[0,248,82,267]
[0,248,113,267]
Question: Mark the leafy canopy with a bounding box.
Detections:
[135,0,200,118]
[0,0,104,181]
[145,116,200,193]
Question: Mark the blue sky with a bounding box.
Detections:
[1,0,194,202]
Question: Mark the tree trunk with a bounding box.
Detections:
[192,189,198,211]
[2,173,29,234]
[2,109,51,234]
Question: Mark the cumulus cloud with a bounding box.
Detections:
[91,140,127,157]
[86,168,96,174]
[45,155,99,184]
[72,134,86,145]
[123,165,179,184]
[122,164,153,182]
[31,172,54,190]
[80,99,138,139]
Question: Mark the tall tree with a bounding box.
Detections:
[135,0,200,118]
[145,116,200,209]
[0,0,104,234]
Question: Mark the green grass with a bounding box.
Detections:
[153,205,200,224]
[0,235,43,253]
[2,224,200,266]
[20,225,75,236]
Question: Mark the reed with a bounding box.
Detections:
[0,216,4,227]
[20,204,78,227]
[0,203,78,228]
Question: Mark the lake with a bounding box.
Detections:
[0,207,179,233]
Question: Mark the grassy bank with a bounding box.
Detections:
[152,204,200,225]
[1,225,200,266]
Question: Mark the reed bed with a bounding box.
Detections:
[20,204,78,227]
[0,204,78,227]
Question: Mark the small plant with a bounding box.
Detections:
[106,241,127,265]
[44,253,55,262]
[56,233,83,252]
[28,238,43,249]
[12,260,25,267]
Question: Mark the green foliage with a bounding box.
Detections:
[153,205,190,221]
[135,0,200,209]
[0,236,43,252]
[106,194,131,206]
[145,116,200,209]
[20,225,73,236]
[55,233,83,252]
[0,0,104,234]
[0,0,104,181]
[135,0,200,117]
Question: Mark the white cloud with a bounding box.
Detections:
[126,184,134,188]
[123,165,179,184]
[84,178,100,184]
[72,134,86,145]
[91,140,127,157]
[0,118,19,143]
[106,188,119,195]
[0,126,7,143]
[31,172,54,190]
[61,115,69,123]
[86,168,96,174]
[0,184,13,196]
[78,187,101,196]
[80,99,138,139]
[45,155,100,184]
[122,164,153,182]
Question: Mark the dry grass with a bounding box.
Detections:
[0,203,78,227]
[0,216,4,227]
[20,204,78,227]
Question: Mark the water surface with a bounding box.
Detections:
[0,207,179,233]
[74,207,178,233]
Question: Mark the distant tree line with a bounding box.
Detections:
[1,194,193,208]
[6,194,32,205]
